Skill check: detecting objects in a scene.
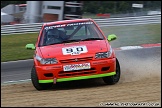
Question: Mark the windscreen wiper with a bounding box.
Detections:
[81,37,104,41]
[46,42,62,46]
[62,39,81,43]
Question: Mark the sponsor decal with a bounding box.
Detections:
[45,21,93,30]
[63,63,91,71]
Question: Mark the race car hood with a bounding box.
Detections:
[39,40,110,59]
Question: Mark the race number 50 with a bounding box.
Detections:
[62,46,88,55]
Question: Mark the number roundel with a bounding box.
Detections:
[62,46,88,55]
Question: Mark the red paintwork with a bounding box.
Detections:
[33,18,116,80]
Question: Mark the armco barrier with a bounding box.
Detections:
[1,15,161,35]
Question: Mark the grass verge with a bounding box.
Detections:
[1,23,161,62]
[1,33,38,62]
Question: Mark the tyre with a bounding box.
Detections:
[102,58,120,85]
[31,66,53,90]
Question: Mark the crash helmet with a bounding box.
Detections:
[47,28,59,39]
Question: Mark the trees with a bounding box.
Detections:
[83,1,161,14]
[1,1,161,14]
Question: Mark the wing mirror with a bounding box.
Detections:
[107,34,117,42]
[25,44,35,50]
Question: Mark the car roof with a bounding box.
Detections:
[43,18,94,26]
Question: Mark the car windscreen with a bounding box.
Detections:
[39,21,105,47]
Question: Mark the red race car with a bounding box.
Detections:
[26,18,120,90]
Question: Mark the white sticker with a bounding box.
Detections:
[63,63,91,71]
[62,46,88,55]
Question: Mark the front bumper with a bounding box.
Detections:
[39,72,116,83]
[35,58,116,83]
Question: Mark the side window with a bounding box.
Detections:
[74,25,90,37]
[87,24,104,38]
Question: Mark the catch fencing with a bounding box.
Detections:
[1,15,161,35]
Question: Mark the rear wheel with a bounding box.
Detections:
[31,66,53,90]
[102,58,120,85]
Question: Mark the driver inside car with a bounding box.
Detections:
[46,28,62,45]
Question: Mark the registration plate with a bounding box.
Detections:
[63,63,91,71]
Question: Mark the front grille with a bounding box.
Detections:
[60,57,93,63]
[58,68,96,77]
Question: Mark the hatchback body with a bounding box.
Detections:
[26,18,120,90]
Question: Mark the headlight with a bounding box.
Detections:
[95,46,112,59]
[35,55,58,64]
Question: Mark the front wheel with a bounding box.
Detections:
[102,58,120,85]
[31,66,53,90]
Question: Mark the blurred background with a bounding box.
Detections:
[1,1,161,62]
[1,1,161,24]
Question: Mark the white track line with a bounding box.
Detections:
[2,79,31,84]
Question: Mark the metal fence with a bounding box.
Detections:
[1,15,161,35]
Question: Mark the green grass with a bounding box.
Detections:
[1,23,161,62]
[100,23,161,48]
[1,33,38,62]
